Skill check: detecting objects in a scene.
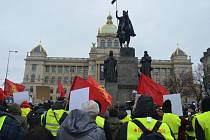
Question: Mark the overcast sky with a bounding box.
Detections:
[0,0,210,84]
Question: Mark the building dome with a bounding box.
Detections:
[30,42,47,56]
[100,14,117,34]
[171,48,187,58]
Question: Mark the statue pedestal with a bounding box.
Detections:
[105,47,138,105]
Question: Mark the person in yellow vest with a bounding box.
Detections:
[94,100,112,140]
[115,95,174,140]
[41,100,68,137]
[0,110,26,140]
[195,96,210,140]
[162,100,181,140]
[118,109,132,123]
[186,104,197,140]
[21,100,31,118]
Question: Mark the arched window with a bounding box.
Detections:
[101,39,105,47]
[114,40,119,48]
[107,39,112,47]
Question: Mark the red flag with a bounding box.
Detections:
[4,79,25,96]
[87,76,112,105]
[0,88,5,100]
[137,74,169,106]
[71,76,112,113]
[57,81,65,98]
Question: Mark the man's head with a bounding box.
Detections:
[81,100,99,119]
[162,100,172,113]
[123,10,128,17]
[132,95,155,118]
[201,96,210,112]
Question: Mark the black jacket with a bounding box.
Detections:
[0,111,26,140]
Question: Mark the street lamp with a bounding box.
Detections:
[5,50,18,80]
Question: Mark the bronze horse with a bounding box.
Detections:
[116,10,136,48]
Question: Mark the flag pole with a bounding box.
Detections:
[116,0,118,25]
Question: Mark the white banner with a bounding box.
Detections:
[163,94,183,116]
[69,87,89,111]
[13,91,29,105]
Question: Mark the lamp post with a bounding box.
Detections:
[4,50,18,91]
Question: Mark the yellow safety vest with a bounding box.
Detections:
[127,118,174,140]
[21,108,31,118]
[43,109,66,136]
[96,116,105,128]
[196,111,210,140]
[120,115,132,123]
[0,116,6,131]
[162,113,181,139]
[186,113,198,138]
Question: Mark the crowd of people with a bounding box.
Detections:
[0,95,210,140]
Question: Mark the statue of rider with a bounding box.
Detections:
[116,10,136,47]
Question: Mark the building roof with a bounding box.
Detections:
[100,14,117,34]
[30,43,47,56]
[171,48,187,57]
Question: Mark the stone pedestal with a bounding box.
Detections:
[105,47,138,105]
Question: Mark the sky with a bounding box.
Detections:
[0,0,210,84]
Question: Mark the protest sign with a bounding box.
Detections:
[13,91,29,105]
[69,87,89,111]
[163,94,183,116]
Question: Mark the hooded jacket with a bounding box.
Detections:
[57,109,106,140]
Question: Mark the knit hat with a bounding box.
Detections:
[7,103,21,116]
[81,100,99,115]
[132,95,155,118]
[21,100,30,108]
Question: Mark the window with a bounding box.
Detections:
[63,77,69,84]
[77,66,83,75]
[70,66,76,73]
[24,75,29,82]
[114,40,119,47]
[58,66,63,73]
[84,66,89,79]
[64,66,70,73]
[30,86,33,92]
[51,65,56,73]
[45,76,49,84]
[31,74,35,82]
[45,65,50,72]
[101,39,105,47]
[32,64,37,72]
[107,39,112,47]
[51,76,55,84]
[58,76,62,82]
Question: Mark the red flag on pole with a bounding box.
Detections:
[4,79,25,96]
[70,76,112,113]
[137,74,169,106]
[57,81,65,98]
[0,88,5,100]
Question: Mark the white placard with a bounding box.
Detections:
[13,91,29,105]
[163,94,183,116]
[69,87,89,111]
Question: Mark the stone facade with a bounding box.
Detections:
[23,14,193,104]
[200,48,210,93]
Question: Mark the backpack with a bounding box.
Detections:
[132,119,165,140]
